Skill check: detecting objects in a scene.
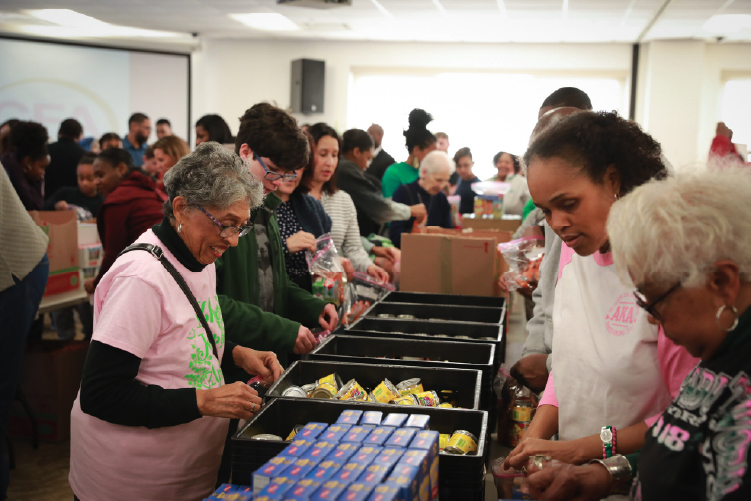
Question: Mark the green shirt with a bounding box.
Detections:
[522,198,537,221]
[215,192,327,368]
[381,161,419,199]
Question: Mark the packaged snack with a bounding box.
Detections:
[498,236,545,293]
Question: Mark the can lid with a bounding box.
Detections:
[452,430,478,442]
[396,378,421,390]
[253,434,283,441]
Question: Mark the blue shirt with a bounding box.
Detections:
[122,135,147,167]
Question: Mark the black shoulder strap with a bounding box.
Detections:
[119,243,219,360]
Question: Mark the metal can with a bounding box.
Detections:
[377,313,395,319]
[444,430,478,455]
[301,383,317,397]
[438,402,453,408]
[531,455,552,471]
[439,434,450,451]
[434,334,449,338]
[285,424,304,441]
[315,373,343,391]
[396,378,424,396]
[252,434,283,441]
[282,385,307,398]
[397,314,415,319]
[507,420,531,447]
[311,382,338,399]
[511,401,535,422]
[413,391,440,407]
[454,335,472,339]
[479,336,496,341]
[413,332,429,337]
[391,394,419,406]
[337,379,368,401]
[372,378,401,404]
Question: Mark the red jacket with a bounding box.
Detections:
[94,170,166,286]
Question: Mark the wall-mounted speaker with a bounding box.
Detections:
[290,58,325,115]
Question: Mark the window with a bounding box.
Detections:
[720,79,751,160]
[348,71,625,180]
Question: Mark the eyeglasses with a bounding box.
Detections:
[197,205,252,238]
[254,154,297,181]
[633,283,681,322]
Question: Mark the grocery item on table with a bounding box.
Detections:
[396,378,423,396]
[443,430,478,455]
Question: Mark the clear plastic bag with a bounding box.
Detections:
[341,272,395,326]
[498,236,545,292]
[306,233,346,307]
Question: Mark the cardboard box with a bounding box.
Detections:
[460,214,522,233]
[400,229,512,297]
[8,341,89,442]
[28,211,79,296]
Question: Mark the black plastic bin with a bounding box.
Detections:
[308,335,495,410]
[382,291,506,309]
[265,360,482,410]
[346,318,504,368]
[231,397,488,499]
[365,302,504,324]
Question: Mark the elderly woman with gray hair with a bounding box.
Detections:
[69,143,283,501]
[526,168,751,501]
[389,150,454,248]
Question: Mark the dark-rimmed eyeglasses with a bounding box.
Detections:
[198,205,252,238]
[254,154,297,182]
[633,283,681,322]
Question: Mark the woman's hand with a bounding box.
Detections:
[367,264,390,283]
[287,231,316,254]
[504,438,583,471]
[294,326,318,354]
[196,381,262,420]
[319,303,339,331]
[233,346,284,383]
[510,353,550,393]
[84,278,96,294]
[528,462,613,501]
[55,200,69,211]
[372,246,400,263]
[340,257,355,282]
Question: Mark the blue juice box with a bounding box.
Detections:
[327,442,360,461]
[404,414,430,430]
[367,484,400,501]
[253,456,294,494]
[257,476,295,500]
[340,482,373,501]
[373,448,404,470]
[342,425,371,444]
[397,451,429,500]
[385,465,421,501]
[361,411,383,426]
[321,423,352,442]
[337,409,363,425]
[280,438,314,458]
[350,445,383,466]
[284,456,323,482]
[298,422,328,440]
[381,413,409,428]
[332,462,366,484]
[356,463,392,488]
[385,428,417,448]
[409,431,439,501]
[311,480,350,501]
[364,427,394,446]
[307,440,337,460]
[283,478,321,500]
[306,458,344,482]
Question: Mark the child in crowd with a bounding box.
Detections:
[44,152,104,221]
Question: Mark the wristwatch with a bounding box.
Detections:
[600,426,616,458]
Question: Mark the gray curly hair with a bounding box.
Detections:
[162,142,263,219]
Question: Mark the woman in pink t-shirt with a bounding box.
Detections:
[70,143,282,501]
[505,111,698,473]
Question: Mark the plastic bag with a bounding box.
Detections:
[498,236,545,292]
[306,233,346,307]
[341,272,395,326]
[494,366,539,447]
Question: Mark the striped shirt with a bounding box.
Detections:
[320,190,373,272]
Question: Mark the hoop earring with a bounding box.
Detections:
[614,193,620,201]
[177,223,182,235]
[716,305,739,332]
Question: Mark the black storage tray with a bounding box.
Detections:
[308,335,495,409]
[265,360,482,410]
[346,318,504,368]
[382,291,506,309]
[365,302,504,324]
[231,397,488,497]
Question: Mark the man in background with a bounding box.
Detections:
[365,123,396,182]
[122,113,151,168]
[435,131,449,153]
[45,118,85,200]
[155,118,172,139]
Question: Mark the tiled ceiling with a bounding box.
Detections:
[0,0,750,45]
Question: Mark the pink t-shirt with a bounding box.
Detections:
[69,230,229,501]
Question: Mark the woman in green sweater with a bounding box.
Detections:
[381,108,437,199]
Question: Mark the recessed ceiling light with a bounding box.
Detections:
[27,9,107,28]
[230,13,299,31]
[703,14,751,35]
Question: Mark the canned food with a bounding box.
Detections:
[301,383,317,397]
[438,434,450,451]
[285,424,304,441]
[511,401,534,422]
[480,336,496,341]
[397,314,415,319]
[372,379,401,404]
[337,379,368,401]
[507,421,531,447]
[413,332,429,337]
[434,334,449,338]
[253,434,283,441]
[391,394,419,406]
[444,430,478,455]
[377,313,395,319]
[438,403,453,408]
[413,391,440,407]
[428,318,446,322]
[311,382,338,399]
[396,378,424,396]
[316,373,343,391]
[282,385,307,398]
[454,335,472,339]
[402,356,426,361]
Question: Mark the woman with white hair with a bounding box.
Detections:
[526,168,751,501]
[70,143,284,501]
[389,150,454,248]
